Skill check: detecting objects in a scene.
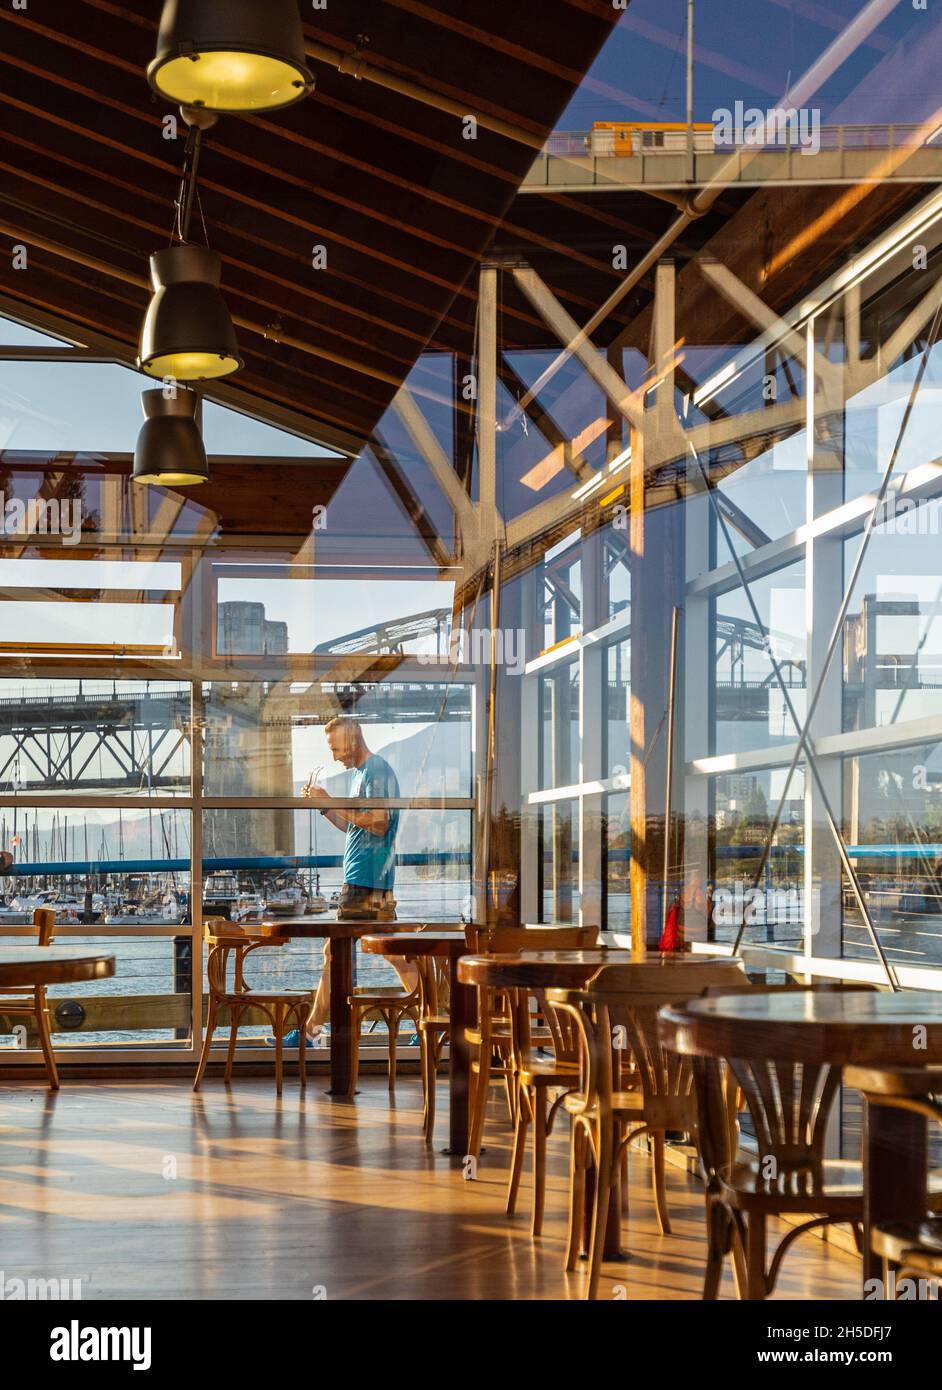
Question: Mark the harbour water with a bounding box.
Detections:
[0,871,472,1046]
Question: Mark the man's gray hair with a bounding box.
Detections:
[324,715,362,734]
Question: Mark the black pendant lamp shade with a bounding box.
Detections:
[148,0,314,113]
[134,387,209,486]
[139,243,241,382]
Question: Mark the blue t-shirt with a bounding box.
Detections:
[342,754,400,891]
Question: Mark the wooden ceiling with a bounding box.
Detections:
[0,0,622,452]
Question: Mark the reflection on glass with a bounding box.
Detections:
[713,562,806,755]
[843,495,942,730]
[843,746,942,969]
[539,798,580,923]
[605,639,630,781]
[604,791,629,930]
[540,661,579,791]
[710,769,804,949]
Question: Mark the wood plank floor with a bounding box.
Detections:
[0,1075,860,1300]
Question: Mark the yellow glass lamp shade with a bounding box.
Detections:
[139,244,242,383]
[148,0,314,113]
[134,387,209,487]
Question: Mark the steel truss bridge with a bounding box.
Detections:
[0,678,473,795]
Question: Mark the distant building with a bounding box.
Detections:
[217,601,289,657]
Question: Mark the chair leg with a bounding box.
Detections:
[619,1132,630,1216]
[297,1007,307,1090]
[532,1085,548,1237]
[565,1121,587,1273]
[422,1031,437,1145]
[586,1121,614,1301]
[34,990,59,1091]
[702,1193,725,1300]
[744,1213,767,1300]
[503,1060,516,1125]
[505,1083,529,1217]
[274,1004,284,1096]
[224,1007,239,1083]
[349,1007,362,1097]
[467,1049,491,1162]
[652,1130,672,1235]
[193,1000,217,1091]
[387,1011,398,1093]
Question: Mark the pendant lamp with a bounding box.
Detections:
[148,0,314,113]
[133,387,209,486]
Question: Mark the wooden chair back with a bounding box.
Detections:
[203,919,286,999]
[468,925,598,954]
[34,907,56,946]
[696,981,877,1176]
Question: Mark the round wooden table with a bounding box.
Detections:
[458,949,741,992]
[362,932,469,1153]
[259,918,454,1097]
[0,946,115,988]
[659,990,942,1294]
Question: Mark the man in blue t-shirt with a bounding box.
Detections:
[297,715,415,1044]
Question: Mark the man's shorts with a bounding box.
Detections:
[337,884,398,921]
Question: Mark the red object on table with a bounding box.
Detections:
[658,901,682,952]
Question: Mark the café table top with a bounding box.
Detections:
[659,989,942,1066]
[362,931,467,957]
[457,948,742,991]
[0,946,115,988]
[259,918,451,940]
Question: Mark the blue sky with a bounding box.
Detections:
[557,0,942,130]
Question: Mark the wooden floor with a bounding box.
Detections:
[0,1073,860,1300]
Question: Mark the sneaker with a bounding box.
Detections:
[266,1029,315,1049]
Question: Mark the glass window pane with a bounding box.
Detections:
[203,681,472,799]
[202,400,341,458]
[605,639,630,781]
[710,767,805,950]
[843,494,942,731]
[201,808,472,924]
[539,798,580,923]
[540,660,579,790]
[842,745,942,970]
[0,361,145,453]
[0,681,190,798]
[213,569,455,657]
[0,315,73,348]
[713,561,806,756]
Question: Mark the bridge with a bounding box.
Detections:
[522,124,942,194]
[0,673,474,795]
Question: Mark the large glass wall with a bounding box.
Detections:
[0,333,479,1058]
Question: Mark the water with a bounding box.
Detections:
[0,874,471,1046]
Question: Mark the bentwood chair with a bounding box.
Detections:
[844,1063,942,1298]
[552,988,700,1297]
[0,907,59,1088]
[417,954,451,1144]
[550,957,747,1300]
[465,926,598,1165]
[505,989,582,1235]
[348,976,422,1095]
[695,982,890,1301]
[194,920,315,1096]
